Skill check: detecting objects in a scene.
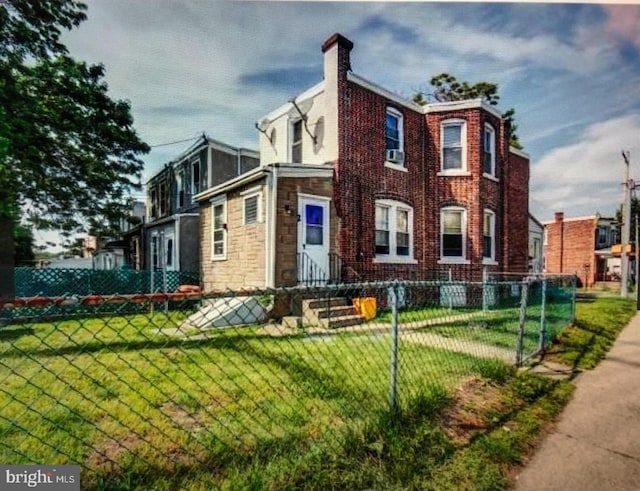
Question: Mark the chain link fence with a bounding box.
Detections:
[0,273,575,489]
[14,267,200,297]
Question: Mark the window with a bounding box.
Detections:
[597,227,609,247]
[159,182,167,216]
[192,160,200,198]
[291,120,303,163]
[375,200,414,261]
[243,193,260,225]
[441,120,466,172]
[385,108,404,164]
[151,235,159,269]
[176,170,185,208]
[441,207,466,260]
[150,188,158,219]
[530,237,541,259]
[483,210,496,262]
[483,124,495,176]
[375,206,390,255]
[211,198,227,260]
[166,238,173,268]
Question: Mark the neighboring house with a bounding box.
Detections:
[529,214,544,272]
[145,135,259,273]
[543,212,617,286]
[93,241,127,270]
[196,33,530,292]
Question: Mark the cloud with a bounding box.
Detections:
[603,5,640,51]
[531,114,640,219]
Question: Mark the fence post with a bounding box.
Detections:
[389,280,400,413]
[538,276,548,355]
[482,267,488,313]
[516,278,530,367]
[570,275,577,323]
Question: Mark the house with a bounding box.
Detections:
[196,33,530,293]
[543,211,617,286]
[529,214,544,272]
[144,135,259,273]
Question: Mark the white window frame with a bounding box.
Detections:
[373,199,416,264]
[482,209,497,265]
[210,196,227,261]
[439,119,468,175]
[385,107,405,168]
[483,124,496,178]
[290,119,303,163]
[242,191,262,225]
[439,206,469,264]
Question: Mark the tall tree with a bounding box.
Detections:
[0,1,150,297]
[14,223,35,266]
[413,73,522,149]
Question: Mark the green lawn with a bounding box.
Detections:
[0,312,505,490]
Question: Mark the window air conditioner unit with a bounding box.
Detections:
[386,149,404,163]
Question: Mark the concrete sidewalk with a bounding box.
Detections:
[513,313,640,491]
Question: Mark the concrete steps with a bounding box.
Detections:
[301,297,365,329]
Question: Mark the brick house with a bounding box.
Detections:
[543,212,617,286]
[144,135,258,274]
[196,33,530,292]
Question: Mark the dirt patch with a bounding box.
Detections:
[87,432,143,471]
[440,377,509,445]
[160,402,205,432]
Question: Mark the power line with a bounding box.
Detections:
[149,135,201,148]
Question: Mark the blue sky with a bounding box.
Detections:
[46,1,640,246]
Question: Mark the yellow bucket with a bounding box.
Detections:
[353,297,377,320]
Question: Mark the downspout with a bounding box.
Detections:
[265,165,278,288]
[175,215,181,271]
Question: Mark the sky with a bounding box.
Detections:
[42,1,640,246]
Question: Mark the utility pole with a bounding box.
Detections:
[621,151,631,298]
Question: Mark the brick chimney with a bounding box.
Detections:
[322,33,353,162]
[554,211,564,223]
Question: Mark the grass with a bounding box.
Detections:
[0,311,503,490]
[549,296,636,369]
[0,292,629,490]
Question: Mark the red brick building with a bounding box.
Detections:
[543,212,617,287]
[197,33,530,290]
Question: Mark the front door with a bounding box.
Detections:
[298,196,330,285]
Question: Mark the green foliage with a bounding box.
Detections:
[0,0,149,235]
[13,222,35,266]
[414,72,522,149]
[475,359,515,384]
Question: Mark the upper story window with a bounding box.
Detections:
[385,108,404,165]
[375,200,413,262]
[441,206,467,261]
[158,181,167,216]
[441,119,467,173]
[176,169,185,209]
[483,124,496,177]
[211,197,227,260]
[150,188,158,219]
[192,159,201,198]
[291,120,303,163]
[483,209,496,263]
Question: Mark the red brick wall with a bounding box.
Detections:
[503,151,530,273]
[544,214,596,286]
[326,35,530,281]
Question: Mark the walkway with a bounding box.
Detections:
[513,313,640,490]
